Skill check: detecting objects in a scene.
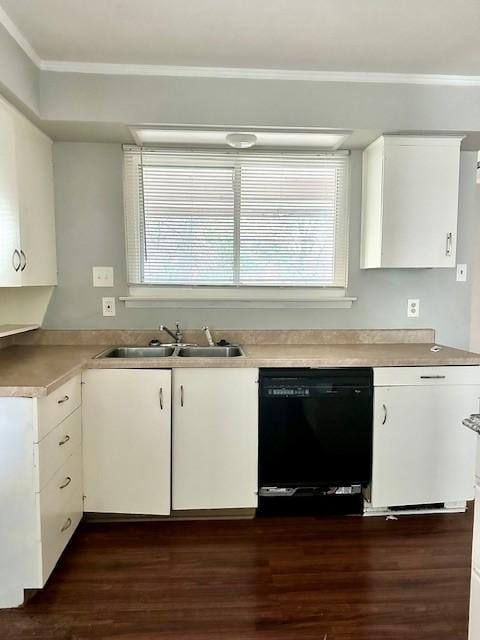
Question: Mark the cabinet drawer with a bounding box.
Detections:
[36,450,83,586]
[35,408,82,491]
[374,366,480,387]
[35,374,81,441]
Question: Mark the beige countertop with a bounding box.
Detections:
[0,346,101,397]
[1,342,480,398]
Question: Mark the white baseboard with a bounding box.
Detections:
[363,500,467,517]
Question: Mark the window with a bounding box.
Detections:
[124,146,349,293]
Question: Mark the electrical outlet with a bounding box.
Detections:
[407,299,420,318]
[456,264,467,282]
[102,297,116,317]
[93,266,114,287]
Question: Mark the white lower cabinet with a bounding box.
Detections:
[82,369,171,515]
[172,368,259,511]
[36,450,83,586]
[0,375,83,608]
[470,569,480,640]
[369,367,480,509]
[473,486,480,574]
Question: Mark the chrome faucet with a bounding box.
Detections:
[202,326,214,347]
[160,323,184,345]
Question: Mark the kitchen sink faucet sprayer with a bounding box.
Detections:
[203,326,214,347]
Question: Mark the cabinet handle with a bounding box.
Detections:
[59,476,71,489]
[420,375,446,379]
[180,385,184,407]
[12,249,21,272]
[446,232,453,256]
[58,434,70,446]
[57,395,70,404]
[382,404,388,425]
[159,387,163,410]
[20,250,26,271]
[61,517,72,532]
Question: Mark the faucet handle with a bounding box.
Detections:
[174,322,184,342]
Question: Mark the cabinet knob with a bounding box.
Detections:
[382,404,388,425]
[20,250,26,271]
[180,385,184,407]
[58,434,70,446]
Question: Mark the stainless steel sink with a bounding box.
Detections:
[96,346,176,358]
[177,346,245,358]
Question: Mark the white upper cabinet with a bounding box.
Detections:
[0,102,21,286]
[14,108,57,286]
[361,136,463,269]
[0,98,57,287]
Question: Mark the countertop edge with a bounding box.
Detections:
[2,343,480,398]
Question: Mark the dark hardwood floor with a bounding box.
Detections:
[0,509,474,640]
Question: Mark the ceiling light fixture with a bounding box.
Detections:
[225,133,257,149]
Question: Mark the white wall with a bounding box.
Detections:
[43,143,478,349]
[39,72,480,134]
[0,24,39,116]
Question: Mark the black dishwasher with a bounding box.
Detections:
[258,368,373,515]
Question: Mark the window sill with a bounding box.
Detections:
[119,293,357,309]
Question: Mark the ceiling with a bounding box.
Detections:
[1,0,480,76]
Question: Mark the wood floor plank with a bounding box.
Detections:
[0,508,473,639]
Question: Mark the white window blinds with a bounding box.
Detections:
[123,146,349,288]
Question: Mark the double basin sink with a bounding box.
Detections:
[96,345,245,359]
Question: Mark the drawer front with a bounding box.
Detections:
[35,374,82,442]
[35,408,82,491]
[473,486,480,573]
[374,366,480,387]
[37,450,83,586]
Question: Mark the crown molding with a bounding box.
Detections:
[2,9,480,87]
[36,60,480,86]
[0,6,41,67]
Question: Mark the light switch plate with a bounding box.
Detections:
[93,266,114,287]
[102,297,116,317]
[407,298,420,318]
[456,264,467,282]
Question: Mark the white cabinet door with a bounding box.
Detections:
[473,486,480,574]
[361,136,462,269]
[469,570,480,640]
[14,113,57,286]
[0,101,21,286]
[172,368,258,511]
[370,384,478,508]
[382,142,460,268]
[82,369,171,515]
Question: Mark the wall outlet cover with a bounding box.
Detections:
[102,297,116,317]
[407,298,420,318]
[93,266,114,287]
[456,264,467,282]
